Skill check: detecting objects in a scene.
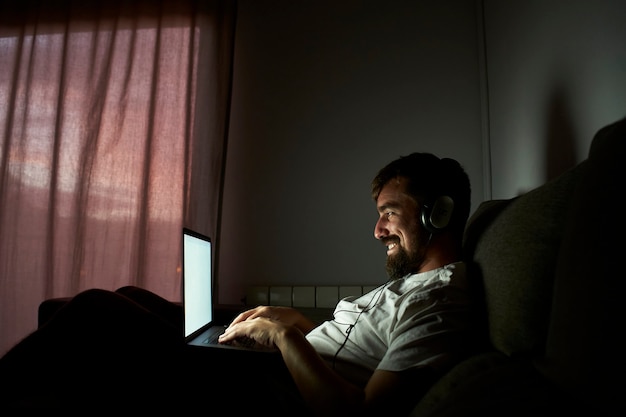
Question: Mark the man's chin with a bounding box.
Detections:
[386,262,411,281]
[386,253,420,280]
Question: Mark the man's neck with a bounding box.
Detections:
[417,234,461,273]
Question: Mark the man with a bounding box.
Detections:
[218,152,477,416]
[0,152,480,416]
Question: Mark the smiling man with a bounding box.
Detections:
[221,152,480,416]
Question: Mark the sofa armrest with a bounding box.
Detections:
[38,297,72,328]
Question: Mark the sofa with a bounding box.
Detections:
[36,118,625,416]
[410,117,626,417]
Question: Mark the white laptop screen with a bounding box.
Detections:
[182,229,213,338]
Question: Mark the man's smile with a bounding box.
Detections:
[385,240,399,255]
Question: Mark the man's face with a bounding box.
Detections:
[373,177,428,280]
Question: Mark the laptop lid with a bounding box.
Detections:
[182,227,214,341]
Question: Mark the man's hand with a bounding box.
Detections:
[218,315,289,350]
[227,305,317,333]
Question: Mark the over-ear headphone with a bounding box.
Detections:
[420,195,454,234]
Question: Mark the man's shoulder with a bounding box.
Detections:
[395,262,470,304]
[403,261,467,285]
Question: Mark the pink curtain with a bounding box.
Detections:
[0,0,236,356]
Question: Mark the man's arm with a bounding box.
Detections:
[363,367,437,416]
[219,316,435,417]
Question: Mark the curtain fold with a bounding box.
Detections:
[0,0,236,357]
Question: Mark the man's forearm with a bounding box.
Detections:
[276,326,364,417]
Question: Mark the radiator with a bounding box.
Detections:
[246,285,378,308]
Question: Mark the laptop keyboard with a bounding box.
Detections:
[199,326,258,349]
[202,327,226,345]
[203,334,221,345]
[204,334,257,349]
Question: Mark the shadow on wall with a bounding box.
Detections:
[545,87,578,181]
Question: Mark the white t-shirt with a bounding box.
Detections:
[306,262,475,385]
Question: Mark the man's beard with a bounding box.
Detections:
[385,236,427,280]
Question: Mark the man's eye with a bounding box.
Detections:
[385,212,394,219]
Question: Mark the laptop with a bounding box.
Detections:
[181,227,276,353]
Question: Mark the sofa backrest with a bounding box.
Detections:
[537,117,626,416]
[462,160,586,358]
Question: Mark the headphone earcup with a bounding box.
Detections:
[420,195,454,233]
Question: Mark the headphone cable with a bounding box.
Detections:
[331,281,389,369]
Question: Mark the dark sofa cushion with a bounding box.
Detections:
[411,351,581,417]
[463,161,584,357]
[538,117,626,416]
[38,297,72,328]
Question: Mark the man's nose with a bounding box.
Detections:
[374,218,387,240]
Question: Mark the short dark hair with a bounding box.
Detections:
[371,152,471,237]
